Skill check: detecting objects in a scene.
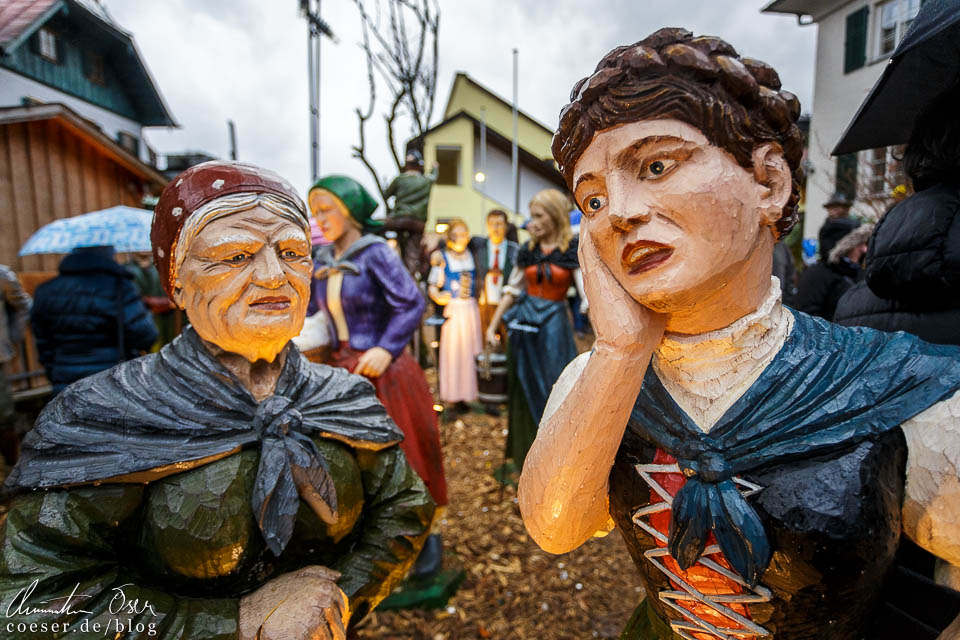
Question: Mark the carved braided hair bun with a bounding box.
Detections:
[553,27,803,238]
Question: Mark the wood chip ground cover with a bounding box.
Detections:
[354,393,645,640]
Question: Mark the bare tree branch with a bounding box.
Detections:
[351,108,388,205]
[385,91,405,172]
[352,0,386,202]
[350,0,440,208]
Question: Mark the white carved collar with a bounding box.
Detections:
[652,277,794,432]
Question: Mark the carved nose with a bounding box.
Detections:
[253,250,286,288]
[609,208,651,231]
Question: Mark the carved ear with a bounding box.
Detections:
[171,284,185,310]
[752,142,791,228]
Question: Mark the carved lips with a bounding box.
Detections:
[621,241,674,275]
[249,295,292,311]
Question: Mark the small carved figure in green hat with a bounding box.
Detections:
[308,175,383,233]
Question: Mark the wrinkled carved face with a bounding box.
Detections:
[175,206,312,361]
[487,215,507,244]
[527,204,556,243]
[572,118,781,312]
[447,223,470,253]
[309,189,355,243]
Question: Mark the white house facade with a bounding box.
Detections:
[764,0,922,241]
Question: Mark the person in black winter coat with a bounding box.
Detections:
[834,85,960,346]
[31,246,158,394]
[792,218,867,320]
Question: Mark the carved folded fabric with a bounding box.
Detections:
[628,311,960,587]
[312,236,386,280]
[6,326,402,555]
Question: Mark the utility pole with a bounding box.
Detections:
[299,0,337,182]
[511,48,519,219]
[479,106,487,217]
[227,120,238,160]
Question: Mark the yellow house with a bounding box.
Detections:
[416,72,567,236]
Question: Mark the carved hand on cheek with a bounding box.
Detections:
[173,206,313,364]
[579,218,666,356]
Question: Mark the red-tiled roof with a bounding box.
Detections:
[0,0,59,50]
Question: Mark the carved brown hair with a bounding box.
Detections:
[552,27,803,238]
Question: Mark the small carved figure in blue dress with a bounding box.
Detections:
[519,28,960,640]
[428,218,483,412]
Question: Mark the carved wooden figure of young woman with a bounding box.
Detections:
[0,162,434,640]
[519,28,960,640]
[484,189,586,468]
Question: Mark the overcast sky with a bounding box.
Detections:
[106,0,817,200]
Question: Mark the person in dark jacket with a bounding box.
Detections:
[834,84,960,346]
[31,245,158,394]
[771,241,797,302]
[792,220,870,319]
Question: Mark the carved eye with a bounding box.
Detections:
[281,249,302,260]
[642,158,677,179]
[227,253,249,263]
[586,196,606,212]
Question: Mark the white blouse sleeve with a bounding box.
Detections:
[901,389,960,574]
[427,261,444,288]
[502,264,525,297]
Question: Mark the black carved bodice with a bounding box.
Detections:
[610,426,909,640]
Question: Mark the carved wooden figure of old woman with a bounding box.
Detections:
[0,161,434,640]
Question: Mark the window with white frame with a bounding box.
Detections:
[867,148,888,197]
[37,28,58,62]
[861,146,906,199]
[876,0,920,57]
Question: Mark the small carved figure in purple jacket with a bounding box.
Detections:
[306,175,448,512]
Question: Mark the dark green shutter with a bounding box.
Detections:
[844,7,869,73]
[836,154,858,198]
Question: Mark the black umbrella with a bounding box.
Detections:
[833,0,960,155]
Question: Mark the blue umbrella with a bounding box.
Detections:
[19,206,154,256]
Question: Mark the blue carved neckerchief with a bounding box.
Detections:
[628,311,960,587]
[6,327,401,556]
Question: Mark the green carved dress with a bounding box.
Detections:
[0,329,434,639]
